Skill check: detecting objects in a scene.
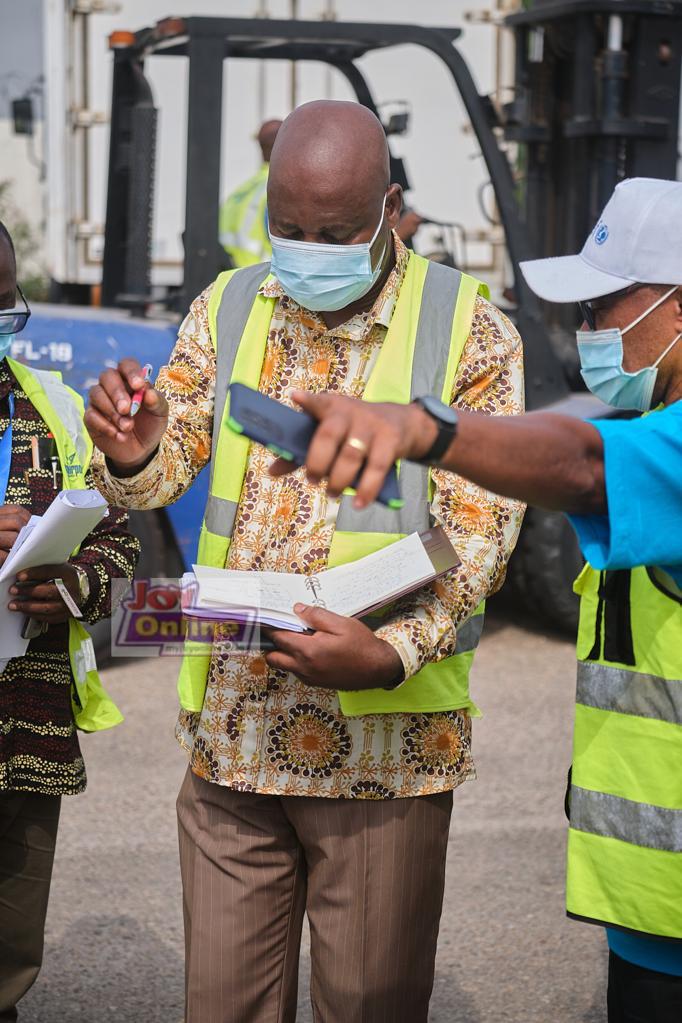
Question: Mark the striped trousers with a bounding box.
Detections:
[177,767,453,1023]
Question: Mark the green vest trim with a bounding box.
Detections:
[177,254,489,716]
[6,358,123,734]
[567,562,682,940]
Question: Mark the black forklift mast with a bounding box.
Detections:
[101,45,157,312]
[100,15,566,410]
[505,0,682,337]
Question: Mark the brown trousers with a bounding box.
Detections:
[177,767,453,1023]
[0,792,61,1022]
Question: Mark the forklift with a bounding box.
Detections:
[64,2,682,630]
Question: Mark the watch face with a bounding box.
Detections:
[418,395,458,426]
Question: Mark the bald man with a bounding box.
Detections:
[85,101,524,1022]
[219,118,283,268]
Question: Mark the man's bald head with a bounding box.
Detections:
[257,119,283,163]
[267,101,400,253]
[270,101,389,208]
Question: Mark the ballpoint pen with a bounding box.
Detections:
[130,363,153,417]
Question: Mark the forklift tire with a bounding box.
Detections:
[501,507,583,635]
[87,509,184,664]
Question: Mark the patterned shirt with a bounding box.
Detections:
[0,361,140,796]
[93,237,525,799]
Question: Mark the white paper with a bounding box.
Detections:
[0,489,108,583]
[189,567,308,629]
[0,577,29,661]
[0,489,108,660]
[196,568,309,612]
[184,531,439,631]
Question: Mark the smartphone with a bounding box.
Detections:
[227,383,403,509]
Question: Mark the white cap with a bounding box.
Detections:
[520,177,682,303]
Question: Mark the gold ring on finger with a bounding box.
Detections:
[345,436,368,455]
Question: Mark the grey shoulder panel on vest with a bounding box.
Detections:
[336,261,463,535]
[335,461,431,534]
[211,262,272,487]
[411,261,463,400]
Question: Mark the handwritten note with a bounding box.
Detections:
[188,530,453,631]
[316,532,435,616]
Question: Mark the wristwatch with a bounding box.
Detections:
[412,396,459,464]
[73,566,91,607]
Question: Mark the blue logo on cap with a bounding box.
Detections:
[594,222,609,245]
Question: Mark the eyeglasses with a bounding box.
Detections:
[0,284,31,336]
[578,283,646,332]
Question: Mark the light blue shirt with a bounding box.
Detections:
[569,402,682,587]
[569,402,682,975]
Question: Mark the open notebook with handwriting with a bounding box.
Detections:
[181,527,459,632]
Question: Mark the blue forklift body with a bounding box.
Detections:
[17,304,206,569]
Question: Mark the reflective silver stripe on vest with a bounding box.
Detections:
[577,661,682,726]
[570,784,682,853]
[457,613,484,654]
[336,261,463,534]
[211,262,272,497]
[204,494,239,538]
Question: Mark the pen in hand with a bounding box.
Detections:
[130,363,153,417]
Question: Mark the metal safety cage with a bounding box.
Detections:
[101,14,569,409]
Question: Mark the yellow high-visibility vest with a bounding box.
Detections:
[219,164,271,268]
[7,357,123,733]
[177,253,491,716]
[567,561,682,940]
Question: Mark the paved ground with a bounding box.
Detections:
[20,606,607,1023]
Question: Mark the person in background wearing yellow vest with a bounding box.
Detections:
[84,100,524,1022]
[218,118,283,268]
[0,222,140,1022]
[275,178,682,1022]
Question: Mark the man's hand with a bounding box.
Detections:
[84,358,169,475]
[266,604,404,690]
[0,505,31,566]
[8,563,82,625]
[270,391,437,508]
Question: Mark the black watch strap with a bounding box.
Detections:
[412,397,458,464]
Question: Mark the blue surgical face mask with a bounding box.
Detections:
[576,285,681,411]
[0,333,15,362]
[269,199,388,312]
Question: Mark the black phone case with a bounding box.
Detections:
[227,383,403,509]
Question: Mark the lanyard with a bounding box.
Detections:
[0,392,14,505]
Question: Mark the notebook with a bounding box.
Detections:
[181,527,459,632]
